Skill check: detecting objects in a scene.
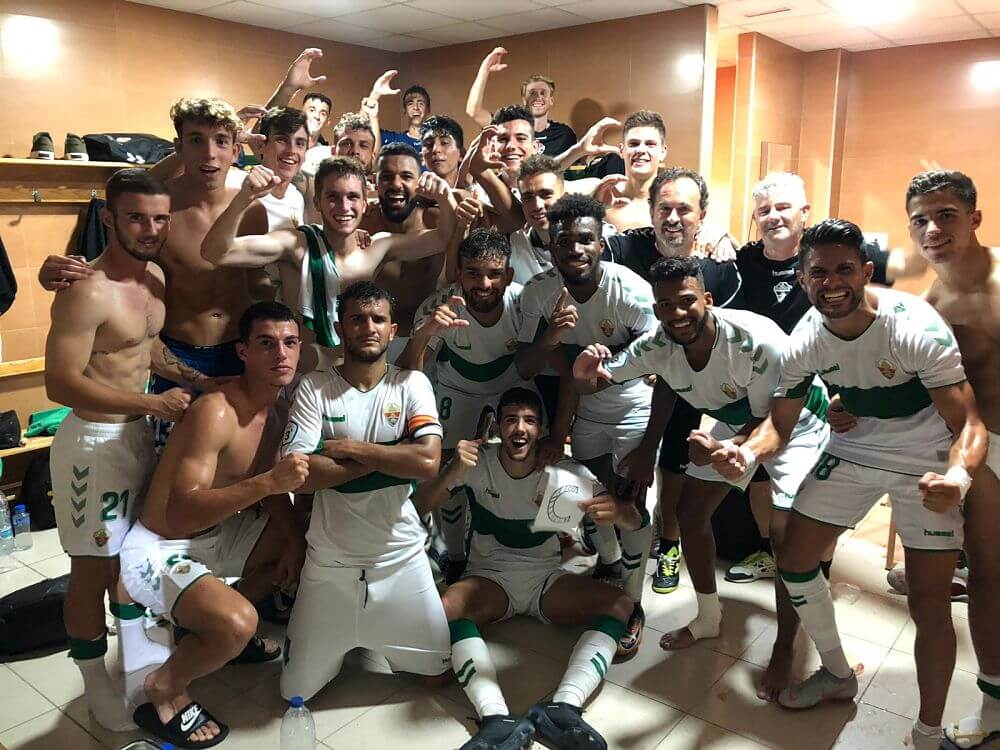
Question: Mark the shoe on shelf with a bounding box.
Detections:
[651,545,681,594]
[64,133,89,161]
[725,550,776,583]
[30,131,55,160]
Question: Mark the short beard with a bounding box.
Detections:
[466,293,501,314]
[344,340,388,364]
[665,310,709,346]
[379,195,417,224]
[113,218,160,261]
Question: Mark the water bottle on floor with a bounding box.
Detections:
[0,492,14,556]
[12,504,32,551]
[281,695,316,749]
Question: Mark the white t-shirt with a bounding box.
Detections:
[518,263,656,424]
[282,366,443,567]
[509,229,552,286]
[302,144,332,177]
[775,287,965,475]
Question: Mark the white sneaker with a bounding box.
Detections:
[725,550,776,583]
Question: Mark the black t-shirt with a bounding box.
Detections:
[564,153,626,181]
[535,121,577,157]
[603,227,744,308]
[736,240,892,334]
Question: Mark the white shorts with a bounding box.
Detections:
[792,454,964,551]
[437,383,537,450]
[463,561,568,623]
[50,414,155,557]
[281,549,450,700]
[571,414,647,471]
[686,420,829,510]
[984,431,1000,479]
[120,511,269,622]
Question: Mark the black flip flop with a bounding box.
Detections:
[229,634,282,664]
[134,701,230,749]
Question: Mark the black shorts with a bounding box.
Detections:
[658,398,701,473]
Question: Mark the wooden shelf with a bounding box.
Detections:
[0,159,151,205]
[0,434,53,459]
[0,358,45,379]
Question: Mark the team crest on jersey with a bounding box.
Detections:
[721,383,738,400]
[93,529,110,548]
[384,403,402,426]
[773,281,793,302]
[877,359,897,380]
[600,319,615,337]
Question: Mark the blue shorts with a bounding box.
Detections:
[150,334,243,448]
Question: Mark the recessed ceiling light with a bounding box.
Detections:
[833,0,912,26]
[970,60,1000,93]
[744,6,791,18]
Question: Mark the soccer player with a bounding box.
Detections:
[713,218,986,750]
[279,282,450,701]
[414,388,638,750]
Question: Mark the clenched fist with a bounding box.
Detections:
[269,453,309,493]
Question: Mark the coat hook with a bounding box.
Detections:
[90,189,98,200]
[31,189,41,204]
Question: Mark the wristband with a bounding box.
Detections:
[718,440,756,475]
[945,465,973,500]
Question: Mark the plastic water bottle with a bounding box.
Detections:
[12,504,31,551]
[280,696,316,749]
[0,494,14,556]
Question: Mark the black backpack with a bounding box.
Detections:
[82,133,174,164]
[0,575,69,657]
[20,455,55,531]
[0,411,20,449]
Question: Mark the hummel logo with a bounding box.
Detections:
[323,415,346,423]
[72,466,89,480]
[818,364,841,375]
[675,385,693,393]
[923,529,955,537]
[452,342,472,350]
[179,705,202,733]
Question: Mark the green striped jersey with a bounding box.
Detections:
[776,287,965,475]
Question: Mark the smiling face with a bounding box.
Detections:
[651,177,704,255]
[495,119,537,175]
[518,171,564,233]
[303,96,330,137]
[335,297,396,364]
[421,132,462,180]
[334,128,376,173]
[523,81,554,119]
[261,125,308,183]
[798,243,873,320]
[315,173,366,236]
[174,121,238,190]
[551,216,603,285]
[498,402,541,463]
[459,255,512,314]
[753,186,810,249]
[404,92,428,126]
[105,192,171,262]
[236,319,300,387]
[653,275,711,346]
[377,154,420,223]
[907,189,982,264]
[622,125,665,179]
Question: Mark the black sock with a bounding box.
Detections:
[760,537,773,556]
[659,537,679,554]
[820,559,832,579]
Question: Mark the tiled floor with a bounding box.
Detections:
[0,500,989,750]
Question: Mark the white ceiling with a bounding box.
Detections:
[132,0,1000,63]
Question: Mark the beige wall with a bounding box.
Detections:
[400,4,718,174]
[709,66,736,233]
[797,49,849,222]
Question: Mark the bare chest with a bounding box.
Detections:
[607,200,652,231]
[94,283,164,354]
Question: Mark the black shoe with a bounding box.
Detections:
[528,702,606,750]
[257,588,295,625]
[30,131,55,160]
[445,557,468,586]
[651,545,681,594]
[614,602,644,663]
[64,133,88,161]
[460,714,535,750]
[592,559,622,583]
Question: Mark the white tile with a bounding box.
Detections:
[892,616,980,676]
[741,10,856,37]
[862,648,984,722]
[407,0,544,21]
[832,587,910,648]
[0,707,103,750]
[9,648,85,708]
[558,0,686,22]
[198,0,319,30]
[489,612,582,662]
[0,666,56,734]
[717,0,830,27]
[831,702,916,750]
[127,0,224,10]
[870,13,983,40]
[656,714,771,749]
[61,695,147,749]
[846,0,968,23]
[11,528,67,566]
[361,34,440,52]
[252,0,389,16]
[337,4,459,32]
[417,22,507,44]
[214,648,284,694]
[891,29,992,45]
[0,563,44,598]
[29,553,70,579]
[0,554,25,575]
[479,7,589,33]
[578,680,684,749]
[283,19,387,43]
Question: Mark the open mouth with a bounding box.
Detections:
[279,156,298,167]
[200,165,220,176]
[384,192,408,207]
[820,290,851,304]
[510,437,528,449]
[669,320,693,333]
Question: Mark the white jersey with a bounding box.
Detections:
[450,445,605,567]
[302,144,332,177]
[509,229,552,285]
[776,287,965,475]
[607,307,827,436]
[519,263,656,423]
[282,366,443,567]
[296,225,341,348]
[415,282,527,396]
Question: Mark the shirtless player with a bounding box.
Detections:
[45,169,191,732]
[120,301,310,748]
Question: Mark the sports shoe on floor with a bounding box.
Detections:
[725,550,776,583]
[887,566,908,595]
[651,545,681,594]
[614,602,644,663]
[460,714,535,750]
[64,133,89,161]
[888,565,969,601]
[30,131,55,159]
[592,559,622,583]
[778,666,858,709]
[528,702,606,750]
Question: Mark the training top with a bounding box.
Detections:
[449,445,605,567]
[282,366,443,567]
[414,282,527,396]
[519,262,656,424]
[775,287,965,476]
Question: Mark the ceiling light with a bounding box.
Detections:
[676,53,705,82]
[1,16,61,77]
[970,60,1000,93]
[832,0,912,26]
[744,6,791,18]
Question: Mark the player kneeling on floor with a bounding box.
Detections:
[414,387,639,750]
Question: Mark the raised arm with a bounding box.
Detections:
[362,70,399,162]
[397,295,468,371]
[466,126,523,234]
[265,48,327,109]
[552,117,621,172]
[165,396,309,536]
[45,284,189,422]
[201,166,303,267]
[466,47,507,128]
[412,439,479,515]
[374,173,458,265]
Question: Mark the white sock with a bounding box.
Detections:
[948,672,1000,745]
[586,517,621,565]
[440,489,467,562]
[552,616,624,706]
[111,602,170,674]
[620,512,652,604]
[450,620,507,718]
[910,720,943,749]
[71,634,136,731]
[781,567,852,678]
[687,591,722,640]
